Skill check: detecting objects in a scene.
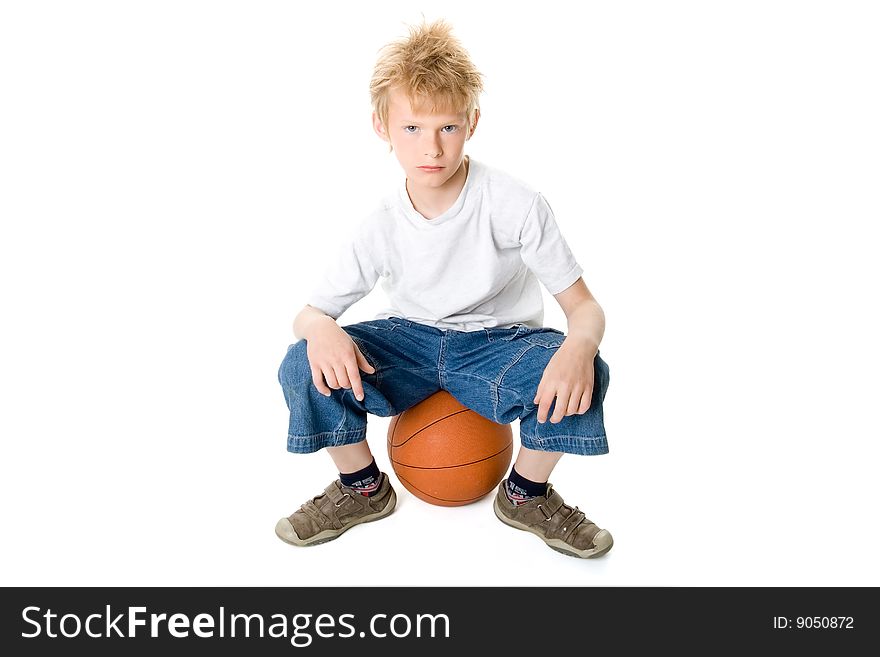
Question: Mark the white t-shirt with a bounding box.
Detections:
[306,157,583,332]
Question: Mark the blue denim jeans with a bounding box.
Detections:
[278,317,610,456]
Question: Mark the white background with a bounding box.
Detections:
[1,0,878,587]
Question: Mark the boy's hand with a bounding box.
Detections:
[305,320,376,402]
[533,339,597,424]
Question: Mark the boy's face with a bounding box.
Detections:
[373,88,479,191]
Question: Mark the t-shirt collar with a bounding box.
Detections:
[398,156,478,227]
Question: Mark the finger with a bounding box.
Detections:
[533,388,548,423]
[324,367,341,390]
[346,362,366,401]
[332,364,351,390]
[354,347,376,374]
[577,389,592,414]
[532,383,545,424]
[310,364,332,397]
[566,388,583,416]
[550,390,570,423]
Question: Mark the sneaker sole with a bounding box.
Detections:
[493,496,613,559]
[275,488,397,547]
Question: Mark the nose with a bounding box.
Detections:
[424,134,442,158]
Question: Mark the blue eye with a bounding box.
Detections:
[403,125,459,134]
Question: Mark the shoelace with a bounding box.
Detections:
[299,496,326,522]
[544,485,589,536]
[298,486,354,522]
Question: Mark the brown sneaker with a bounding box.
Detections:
[275,472,397,546]
[493,480,613,558]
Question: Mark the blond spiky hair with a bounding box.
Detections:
[370,18,484,148]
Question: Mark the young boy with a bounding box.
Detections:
[276,19,612,558]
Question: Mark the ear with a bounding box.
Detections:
[372,112,389,142]
[467,108,481,140]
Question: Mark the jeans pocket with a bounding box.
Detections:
[521,328,566,349]
[485,324,526,343]
[362,319,398,332]
[349,337,382,388]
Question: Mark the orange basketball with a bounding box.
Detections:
[387,390,513,507]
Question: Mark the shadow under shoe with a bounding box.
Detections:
[275,472,397,547]
[493,479,613,559]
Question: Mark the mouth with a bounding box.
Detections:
[418,166,444,172]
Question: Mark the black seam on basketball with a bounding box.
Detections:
[395,471,486,504]
[390,408,473,447]
[390,441,512,470]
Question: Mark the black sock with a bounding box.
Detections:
[505,467,548,506]
[340,458,382,497]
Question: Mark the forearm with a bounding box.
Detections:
[564,300,605,354]
[293,305,337,341]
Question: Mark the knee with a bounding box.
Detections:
[278,340,311,390]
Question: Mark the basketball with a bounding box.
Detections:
[387,390,513,506]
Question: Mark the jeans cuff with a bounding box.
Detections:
[519,432,609,456]
[286,428,368,454]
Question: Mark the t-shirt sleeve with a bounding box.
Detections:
[305,222,382,320]
[518,193,584,295]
